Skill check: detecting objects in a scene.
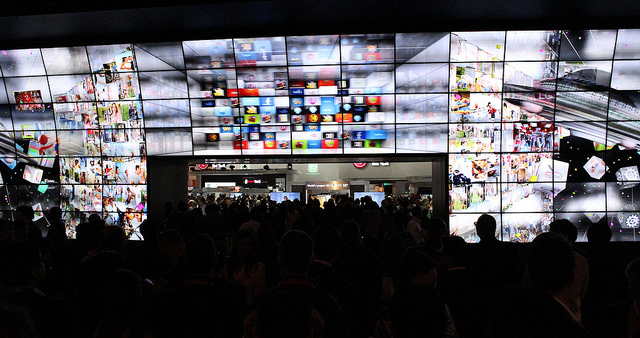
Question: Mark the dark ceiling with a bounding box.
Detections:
[1,0,639,48]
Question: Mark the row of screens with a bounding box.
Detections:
[0,154,146,185]
[4,60,640,103]
[0,183,146,240]
[450,212,640,243]
[2,64,640,107]
[449,181,639,213]
[4,90,640,128]
[2,30,640,79]
[0,120,632,156]
[448,132,640,242]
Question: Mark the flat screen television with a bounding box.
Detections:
[354,192,385,206]
[270,192,300,203]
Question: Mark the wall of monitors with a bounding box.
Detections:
[2,30,640,241]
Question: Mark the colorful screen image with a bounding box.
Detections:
[14,90,44,111]
[23,165,44,184]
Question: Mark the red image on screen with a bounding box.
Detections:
[14,90,44,111]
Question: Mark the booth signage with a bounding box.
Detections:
[306,181,350,190]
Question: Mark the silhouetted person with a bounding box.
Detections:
[244,289,325,338]
[549,218,589,322]
[377,283,451,338]
[240,208,261,234]
[394,250,438,289]
[102,269,145,318]
[2,240,84,338]
[468,213,521,294]
[95,269,152,338]
[12,220,29,242]
[88,213,105,226]
[165,201,197,243]
[437,235,485,338]
[75,221,105,262]
[156,229,187,288]
[257,222,279,289]
[582,222,628,311]
[0,305,39,338]
[486,233,591,337]
[154,234,246,338]
[406,206,425,245]
[45,207,66,247]
[224,228,266,301]
[75,226,137,333]
[333,219,383,338]
[409,217,448,264]
[381,213,415,276]
[198,203,230,255]
[127,220,165,280]
[15,205,41,240]
[0,219,12,249]
[309,226,354,334]
[360,208,382,257]
[162,201,174,230]
[94,312,151,338]
[248,230,348,337]
[584,256,640,337]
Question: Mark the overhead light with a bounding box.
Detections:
[287,163,293,170]
[229,165,235,171]
[242,165,248,169]
[263,165,270,170]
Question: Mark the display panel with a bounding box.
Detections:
[285,35,340,66]
[134,42,185,72]
[559,30,617,61]
[396,63,449,93]
[41,46,92,75]
[0,49,47,77]
[234,37,287,67]
[354,192,385,206]
[340,34,395,64]
[396,33,450,63]
[270,192,300,203]
[138,71,189,100]
[396,124,447,153]
[504,31,560,61]
[450,213,502,243]
[1,30,639,241]
[451,31,505,62]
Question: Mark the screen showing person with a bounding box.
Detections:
[354,192,385,206]
[270,192,300,203]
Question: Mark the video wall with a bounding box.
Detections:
[1,30,640,241]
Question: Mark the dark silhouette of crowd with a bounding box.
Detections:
[0,194,638,337]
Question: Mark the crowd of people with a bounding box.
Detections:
[0,193,637,337]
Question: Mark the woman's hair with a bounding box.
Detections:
[227,229,261,278]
